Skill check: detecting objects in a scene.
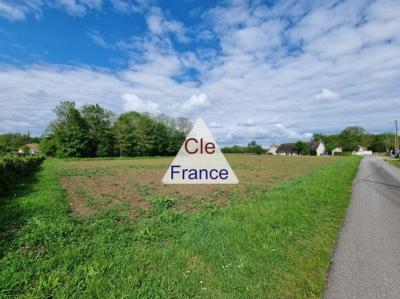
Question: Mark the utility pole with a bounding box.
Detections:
[396,120,399,158]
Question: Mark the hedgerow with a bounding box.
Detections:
[0,154,45,194]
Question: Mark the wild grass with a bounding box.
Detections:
[0,156,360,298]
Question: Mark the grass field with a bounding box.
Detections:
[0,155,361,298]
[389,159,400,169]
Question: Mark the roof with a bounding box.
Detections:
[276,143,294,153]
[309,141,321,150]
[276,141,323,153]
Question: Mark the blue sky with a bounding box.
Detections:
[0,0,399,146]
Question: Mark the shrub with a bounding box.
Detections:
[0,154,45,195]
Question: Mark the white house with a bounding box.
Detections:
[267,144,280,155]
[332,147,343,155]
[275,141,325,156]
[310,141,325,156]
[353,145,372,156]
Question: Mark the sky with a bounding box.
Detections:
[0,0,399,146]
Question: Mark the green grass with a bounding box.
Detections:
[389,159,400,169]
[0,157,361,298]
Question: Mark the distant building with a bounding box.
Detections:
[310,141,325,156]
[332,147,343,155]
[276,143,295,156]
[267,144,280,155]
[353,145,372,156]
[18,143,40,154]
[276,141,325,156]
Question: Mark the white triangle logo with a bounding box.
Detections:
[162,118,239,184]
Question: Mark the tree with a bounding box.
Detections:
[221,141,265,154]
[81,104,115,157]
[313,128,394,155]
[176,117,192,135]
[45,101,90,157]
[112,112,185,157]
[40,101,189,158]
[293,141,310,155]
[247,141,264,155]
[339,126,366,151]
[39,136,57,156]
[313,133,339,155]
[369,133,394,153]
[112,112,143,156]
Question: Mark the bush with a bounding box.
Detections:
[0,154,45,194]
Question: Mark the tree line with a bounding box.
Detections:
[39,101,191,157]
[1,111,397,158]
[313,126,397,154]
[221,141,265,155]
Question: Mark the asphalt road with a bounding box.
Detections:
[325,156,400,299]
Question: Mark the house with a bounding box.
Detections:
[353,145,372,156]
[18,143,40,154]
[332,147,343,155]
[267,144,280,155]
[276,141,325,156]
[310,141,325,156]
[276,143,295,155]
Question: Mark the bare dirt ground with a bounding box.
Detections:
[59,154,342,217]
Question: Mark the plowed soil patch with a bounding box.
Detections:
[60,155,341,216]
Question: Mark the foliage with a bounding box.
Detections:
[0,133,40,154]
[0,154,45,194]
[112,112,185,157]
[222,141,265,155]
[369,133,395,153]
[42,102,188,158]
[339,126,366,151]
[81,104,116,157]
[313,127,395,154]
[39,136,57,157]
[293,141,310,155]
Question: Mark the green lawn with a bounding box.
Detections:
[0,157,360,298]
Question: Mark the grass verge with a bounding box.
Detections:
[389,159,400,169]
[0,157,360,298]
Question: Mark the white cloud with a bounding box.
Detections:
[0,0,102,21]
[0,65,133,134]
[1,0,400,146]
[315,88,340,101]
[180,93,210,115]
[0,1,29,21]
[146,7,189,43]
[88,31,110,48]
[0,0,46,21]
[273,123,313,140]
[122,93,160,114]
[239,119,256,127]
